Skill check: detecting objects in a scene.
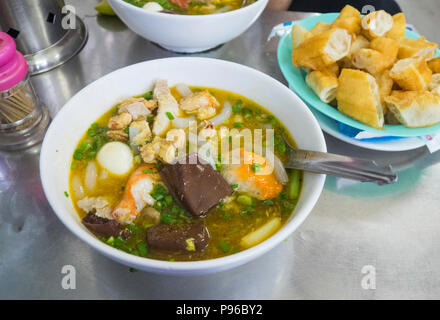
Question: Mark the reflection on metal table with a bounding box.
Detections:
[1,2,439,299]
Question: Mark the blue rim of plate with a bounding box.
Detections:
[277,12,440,137]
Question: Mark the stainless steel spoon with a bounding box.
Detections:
[282,138,398,185]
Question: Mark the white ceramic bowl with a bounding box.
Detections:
[40,57,326,275]
[107,0,268,53]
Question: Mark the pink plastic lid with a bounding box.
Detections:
[0,32,28,92]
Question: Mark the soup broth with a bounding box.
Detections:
[124,0,257,15]
[69,83,302,261]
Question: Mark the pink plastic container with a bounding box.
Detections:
[0,32,28,92]
[0,32,50,150]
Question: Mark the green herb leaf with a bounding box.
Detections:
[143,91,153,100]
[251,163,262,173]
[73,150,84,161]
[219,241,231,253]
[237,195,253,206]
[166,112,174,120]
[232,105,241,114]
[137,243,148,257]
[147,115,155,124]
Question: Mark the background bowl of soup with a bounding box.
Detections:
[106,0,269,53]
[40,57,326,275]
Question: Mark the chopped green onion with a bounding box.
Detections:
[287,169,301,199]
[277,142,287,153]
[231,184,238,189]
[87,128,96,137]
[86,151,96,159]
[160,212,177,224]
[64,191,69,198]
[114,236,125,248]
[233,122,243,128]
[242,108,253,119]
[106,236,115,245]
[142,170,154,174]
[166,112,174,120]
[137,243,148,257]
[219,241,231,253]
[73,150,83,161]
[164,195,173,205]
[237,195,253,206]
[232,105,241,114]
[143,91,153,100]
[251,163,262,173]
[127,224,137,233]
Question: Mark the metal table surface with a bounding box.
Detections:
[1,2,440,300]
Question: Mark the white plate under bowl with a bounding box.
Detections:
[40,57,326,275]
[310,107,425,152]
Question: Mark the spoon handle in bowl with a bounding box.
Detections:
[284,149,398,185]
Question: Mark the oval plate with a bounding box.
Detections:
[310,107,425,151]
[278,12,440,137]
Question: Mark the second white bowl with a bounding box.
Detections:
[107,0,269,53]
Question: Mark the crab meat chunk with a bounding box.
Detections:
[129,120,151,146]
[140,136,162,163]
[166,128,186,149]
[106,130,129,142]
[108,112,132,130]
[119,101,151,121]
[77,197,112,220]
[152,79,179,136]
[179,90,220,121]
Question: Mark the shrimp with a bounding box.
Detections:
[111,164,160,224]
[222,149,283,200]
[152,79,179,136]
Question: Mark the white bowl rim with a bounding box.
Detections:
[110,0,268,19]
[40,57,326,273]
